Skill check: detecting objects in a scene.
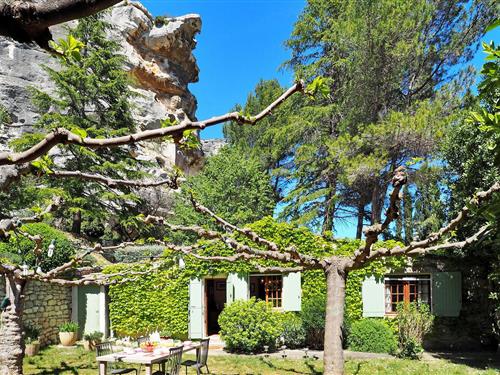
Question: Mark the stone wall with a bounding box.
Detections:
[0,277,72,346]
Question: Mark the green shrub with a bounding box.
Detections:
[0,223,76,271]
[279,312,306,349]
[301,294,326,349]
[348,318,397,354]
[396,302,434,359]
[218,298,283,353]
[24,322,40,344]
[83,331,103,341]
[59,322,79,333]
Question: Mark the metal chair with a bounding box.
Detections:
[152,345,184,375]
[181,338,210,375]
[95,342,138,375]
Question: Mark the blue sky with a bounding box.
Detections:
[141,0,304,139]
[141,1,498,237]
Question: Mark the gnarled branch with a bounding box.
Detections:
[0,82,304,166]
[351,166,407,266]
[0,0,122,47]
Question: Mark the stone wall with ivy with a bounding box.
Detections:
[106,217,407,338]
[0,276,72,346]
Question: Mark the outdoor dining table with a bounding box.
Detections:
[96,341,201,375]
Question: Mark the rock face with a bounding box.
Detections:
[0,1,203,173]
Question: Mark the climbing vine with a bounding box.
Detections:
[106,217,407,337]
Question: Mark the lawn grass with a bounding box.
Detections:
[23,346,500,374]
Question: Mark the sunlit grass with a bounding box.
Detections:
[23,346,499,374]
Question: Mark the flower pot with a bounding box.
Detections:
[25,342,40,357]
[83,339,100,351]
[59,332,77,346]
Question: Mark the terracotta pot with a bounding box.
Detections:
[25,342,40,357]
[59,332,77,346]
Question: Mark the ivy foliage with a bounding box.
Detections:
[106,217,407,338]
[0,223,76,271]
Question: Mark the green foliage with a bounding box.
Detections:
[348,319,397,354]
[218,298,283,353]
[172,146,276,234]
[470,40,499,154]
[0,102,12,125]
[24,322,40,344]
[225,0,491,236]
[0,223,76,271]
[59,322,79,333]
[279,312,306,349]
[106,262,190,339]
[83,331,103,342]
[300,293,326,349]
[396,302,434,359]
[9,14,151,241]
[108,217,408,341]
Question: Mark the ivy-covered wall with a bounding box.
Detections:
[106,217,406,337]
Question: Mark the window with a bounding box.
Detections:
[249,275,283,308]
[384,275,431,314]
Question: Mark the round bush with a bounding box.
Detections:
[218,297,282,353]
[280,312,306,349]
[0,223,76,271]
[348,318,397,354]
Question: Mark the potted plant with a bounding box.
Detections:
[24,323,40,357]
[83,331,103,351]
[59,322,79,346]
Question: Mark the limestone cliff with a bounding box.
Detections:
[0,1,205,174]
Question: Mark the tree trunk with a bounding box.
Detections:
[0,276,25,375]
[71,209,81,235]
[322,183,336,236]
[356,203,365,239]
[323,264,347,375]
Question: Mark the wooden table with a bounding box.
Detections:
[96,342,201,375]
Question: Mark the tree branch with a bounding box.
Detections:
[191,199,320,267]
[0,0,123,47]
[0,196,62,239]
[351,167,407,266]
[365,224,491,261]
[49,170,183,189]
[144,214,319,268]
[0,82,304,166]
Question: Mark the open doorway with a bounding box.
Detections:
[205,279,226,335]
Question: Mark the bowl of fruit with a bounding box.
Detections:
[140,341,156,353]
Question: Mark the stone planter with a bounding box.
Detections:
[25,342,40,357]
[59,332,77,346]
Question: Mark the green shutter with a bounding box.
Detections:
[362,276,385,317]
[189,278,204,339]
[226,273,248,304]
[282,272,301,311]
[432,272,461,317]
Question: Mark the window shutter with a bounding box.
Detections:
[226,273,248,304]
[189,278,204,339]
[282,272,301,311]
[362,276,385,317]
[432,272,461,317]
